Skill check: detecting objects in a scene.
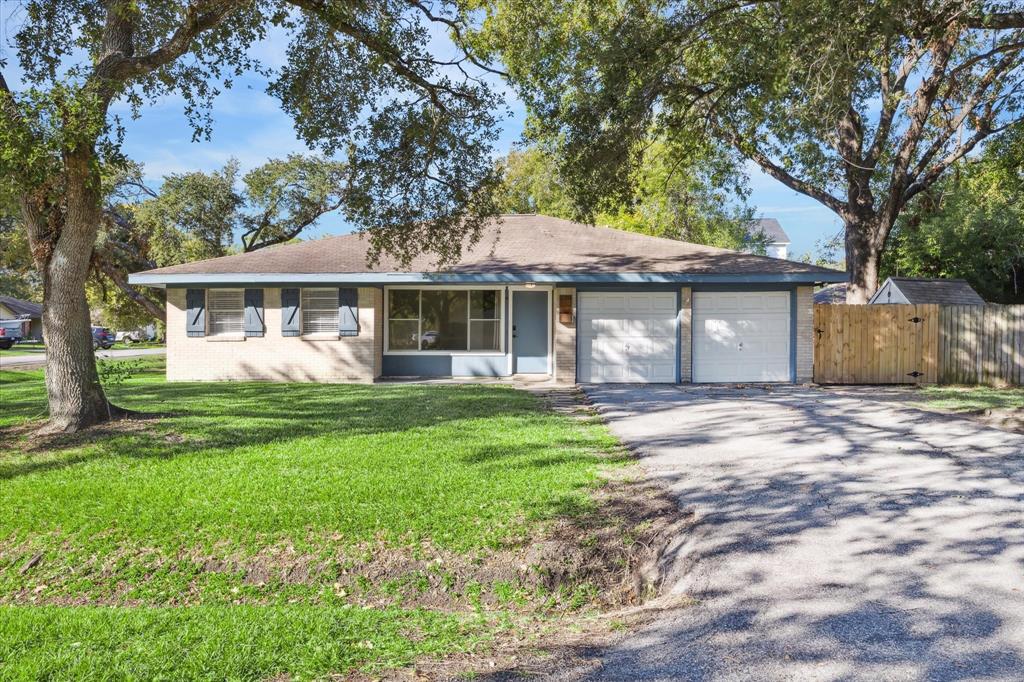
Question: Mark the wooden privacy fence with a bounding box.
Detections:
[939,305,1024,385]
[813,304,1024,385]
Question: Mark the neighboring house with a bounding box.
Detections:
[869,277,985,305]
[129,215,845,385]
[0,295,43,340]
[814,283,848,304]
[744,218,791,260]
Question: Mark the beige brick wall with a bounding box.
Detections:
[795,285,814,382]
[552,287,576,384]
[679,287,692,383]
[166,287,382,382]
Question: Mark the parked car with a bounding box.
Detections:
[91,326,114,350]
[116,330,147,344]
[0,319,29,350]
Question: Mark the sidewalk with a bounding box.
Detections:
[0,347,166,370]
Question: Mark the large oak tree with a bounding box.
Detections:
[475,0,1024,301]
[0,0,501,432]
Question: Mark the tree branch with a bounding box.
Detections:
[288,0,477,114]
[904,120,1017,203]
[95,0,243,82]
[96,256,166,323]
[404,0,509,78]
[865,43,926,167]
[883,27,960,222]
[965,11,1024,29]
[911,51,1023,180]
[723,128,846,214]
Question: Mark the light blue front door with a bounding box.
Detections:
[512,290,549,374]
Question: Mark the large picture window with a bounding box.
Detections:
[387,289,503,352]
[302,288,338,334]
[207,289,244,337]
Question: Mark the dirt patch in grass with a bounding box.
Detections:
[964,407,1024,434]
[0,416,174,454]
[4,470,690,615]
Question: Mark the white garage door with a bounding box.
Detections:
[692,291,791,382]
[578,292,677,383]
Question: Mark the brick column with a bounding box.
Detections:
[679,287,692,383]
[552,287,577,384]
[795,285,814,382]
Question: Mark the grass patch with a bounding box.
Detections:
[0,605,485,681]
[0,359,628,678]
[915,386,1024,412]
[0,342,46,358]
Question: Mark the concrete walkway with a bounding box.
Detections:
[571,385,1024,681]
[0,347,165,370]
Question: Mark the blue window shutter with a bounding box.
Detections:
[338,287,359,337]
[244,289,264,337]
[186,288,205,337]
[281,288,300,336]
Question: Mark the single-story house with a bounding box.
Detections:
[869,277,985,305]
[128,215,845,384]
[743,218,791,260]
[0,295,43,340]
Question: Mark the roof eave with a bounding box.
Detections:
[129,270,848,288]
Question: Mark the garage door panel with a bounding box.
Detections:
[578,292,678,383]
[693,291,791,383]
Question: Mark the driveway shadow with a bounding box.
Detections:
[490,385,1024,680]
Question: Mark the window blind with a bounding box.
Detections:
[207,289,244,336]
[302,288,339,334]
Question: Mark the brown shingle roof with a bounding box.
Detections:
[0,295,43,318]
[748,218,790,244]
[885,277,986,305]
[134,215,842,282]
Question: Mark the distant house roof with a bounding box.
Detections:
[814,283,848,304]
[747,218,790,245]
[131,214,845,286]
[870,277,986,305]
[0,295,43,319]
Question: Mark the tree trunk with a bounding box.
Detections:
[844,218,882,304]
[34,150,112,433]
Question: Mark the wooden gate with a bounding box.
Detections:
[813,304,939,384]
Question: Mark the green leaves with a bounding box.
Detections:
[492,139,753,248]
[883,126,1024,303]
[5,0,505,267]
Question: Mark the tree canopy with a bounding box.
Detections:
[494,139,756,249]
[474,0,1024,300]
[882,127,1024,303]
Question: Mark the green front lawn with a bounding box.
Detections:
[0,360,624,679]
[915,386,1024,412]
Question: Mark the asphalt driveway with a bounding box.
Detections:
[576,385,1024,681]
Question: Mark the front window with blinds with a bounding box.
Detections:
[302,288,338,335]
[207,289,244,337]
